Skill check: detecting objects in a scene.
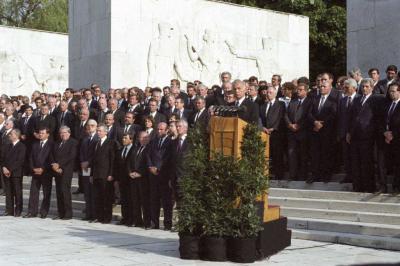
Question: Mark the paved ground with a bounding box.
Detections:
[0,216,399,266]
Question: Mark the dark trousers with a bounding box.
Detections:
[28,174,52,216]
[149,173,173,228]
[287,136,309,180]
[55,174,73,218]
[350,139,376,192]
[4,176,23,215]
[119,176,133,224]
[386,141,400,190]
[376,139,390,189]
[310,132,334,181]
[270,132,284,179]
[93,178,113,222]
[130,176,150,227]
[82,176,95,220]
[341,139,352,181]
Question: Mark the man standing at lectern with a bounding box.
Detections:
[233,80,259,124]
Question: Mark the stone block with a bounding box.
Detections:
[69,0,309,89]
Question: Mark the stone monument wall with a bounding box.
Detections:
[347,0,400,75]
[0,25,68,96]
[69,0,309,89]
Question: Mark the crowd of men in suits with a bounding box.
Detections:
[0,66,399,228]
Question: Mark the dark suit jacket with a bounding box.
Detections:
[33,115,57,137]
[284,97,313,139]
[173,108,192,121]
[127,145,149,178]
[308,92,338,136]
[188,109,209,128]
[79,134,99,163]
[381,99,400,141]
[337,94,360,140]
[56,111,75,131]
[107,125,122,148]
[29,139,54,173]
[72,120,88,141]
[260,100,285,132]
[96,109,110,124]
[146,136,172,175]
[144,111,167,126]
[348,94,382,141]
[114,145,134,181]
[374,79,391,97]
[51,138,78,178]
[1,141,26,177]
[168,138,189,184]
[90,138,116,179]
[88,100,99,110]
[110,109,125,127]
[238,98,260,124]
[19,116,35,145]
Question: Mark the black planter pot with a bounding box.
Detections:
[200,236,227,261]
[179,233,200,260]
[227,237,257,263]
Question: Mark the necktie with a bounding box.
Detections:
[265,102,272,117]
[178,138,183,151]
[124,125,129,134]
[297,99,303,110]
[388,102,396,119]
[346,96,351,108]
[318,96,325,112]
[60,112,65,124]
[40,141,44,150]
[122,146,128,159]
[360,95,366,106]
[137,146,144,157]
[96,140,101,151]
[59,141,64,149]
[41,116,45,121]
[24,117,29,126]
[194,111,200,122]
[235,101,239,107]
[158,137,163,149]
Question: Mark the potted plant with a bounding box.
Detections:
[226,124,269,263]
[200,153,238,262]
[177,125,208,259]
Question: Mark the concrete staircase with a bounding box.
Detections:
[269,180,400,251]
[2,176,400,251]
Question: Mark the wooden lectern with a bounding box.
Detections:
[209,116,280,223]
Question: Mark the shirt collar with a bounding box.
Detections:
[12,140,20,146]
[237,97,246,106]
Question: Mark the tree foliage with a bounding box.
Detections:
[0,0,68,33]
[223,0,346,80]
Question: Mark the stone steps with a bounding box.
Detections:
[291,229,400,251]
[270,196,400,214]
[269,187,400,203]
[287,217,400,238]
[269,182,400,251]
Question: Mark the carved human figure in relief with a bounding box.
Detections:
[148,23,185,87]
[184,29,223,86]
[226,37,279,81]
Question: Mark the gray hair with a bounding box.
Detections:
[177,119,188,129]
[97,124,108,132]
[344,78,357,88]
[348,67,362,78]
[360,78,374,88]
[87,119,97,126]
[232,79,245,89]
[11,128,21,138]
[59,125,71,133]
